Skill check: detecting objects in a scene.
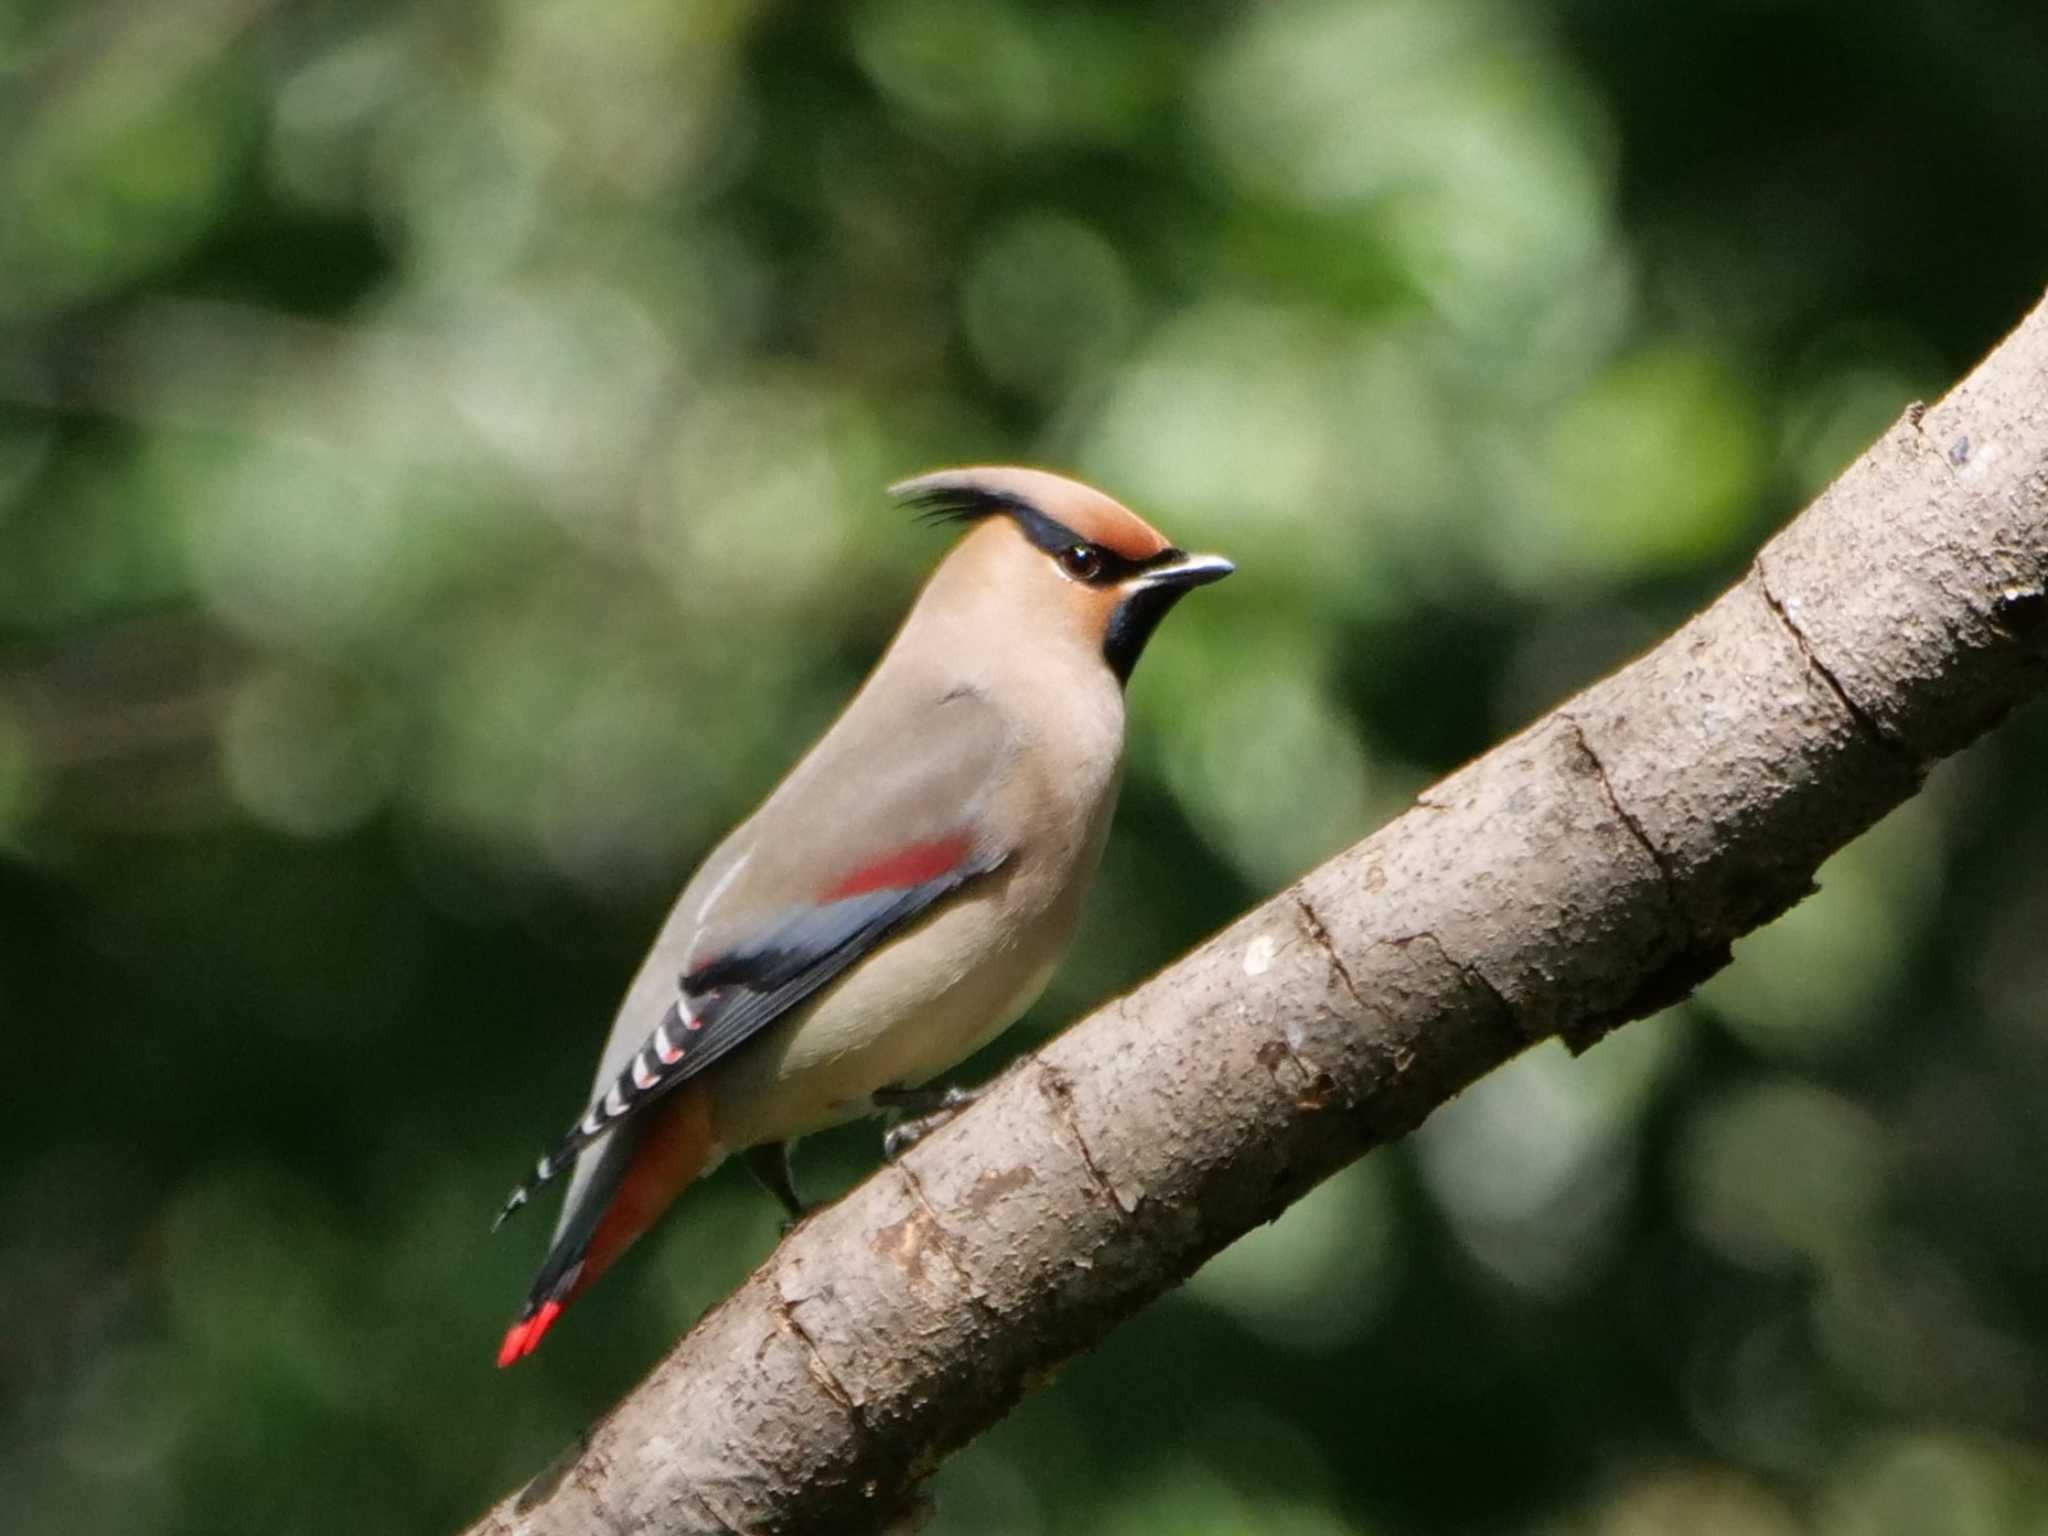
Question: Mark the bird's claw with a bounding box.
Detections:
[878,1085,980,1160]
[874,1083,978,1115]
[883,1115,941,1160]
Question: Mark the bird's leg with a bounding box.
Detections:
[744,1141,809,1228]
[875,1084,982,1160]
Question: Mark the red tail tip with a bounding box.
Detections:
[495,1299,564,1368]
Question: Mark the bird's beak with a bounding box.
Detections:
[1135,551,1235,592]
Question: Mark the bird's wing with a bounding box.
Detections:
[495,684,1015,1224]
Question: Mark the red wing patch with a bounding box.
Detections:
[821,833,975,900]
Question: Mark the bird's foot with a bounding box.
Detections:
[874,1083,980,1116]
[876,1084,981,1160]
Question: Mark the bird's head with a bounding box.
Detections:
[894,466,1233,684]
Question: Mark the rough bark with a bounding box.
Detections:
[465,292,2048,1536]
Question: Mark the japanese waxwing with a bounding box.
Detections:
[491,466,1232,1365]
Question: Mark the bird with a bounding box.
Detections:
[490,466,1232,1366]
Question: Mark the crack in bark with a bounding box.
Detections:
[1388,930,1522,1041]
[1291,894,1366,1015]
[891,1161,995,1314]
[774,1292,867,1436]
[1283,893,1385,1099]
[1560,715,1683,917]
[1036,1062,1131,1214]
[1755,561,1921,772]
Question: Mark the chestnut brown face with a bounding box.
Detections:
[895,466,1233,683]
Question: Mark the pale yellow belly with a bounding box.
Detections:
[704,893,1070,1149]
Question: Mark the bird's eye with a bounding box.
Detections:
[1059,544,1103,581]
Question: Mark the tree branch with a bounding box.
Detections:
[465,292,2048,1536]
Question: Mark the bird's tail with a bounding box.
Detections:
[496,1078,718,1367]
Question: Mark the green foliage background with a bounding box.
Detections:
[5,2,2048,1532]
